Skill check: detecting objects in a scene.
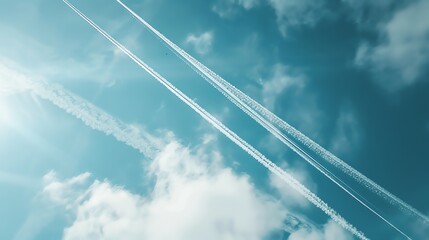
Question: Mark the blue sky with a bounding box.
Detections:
[1,0,429,239]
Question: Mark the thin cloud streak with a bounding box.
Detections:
[64,1,368,239]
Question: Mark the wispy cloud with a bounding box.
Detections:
[341,0,403,26]
[267,0,333,37]
[261,63,305,110]
[185,31,214,55]
[212,0,260,18]
[288,220,353,240]
[329,105,362,159]
[269,163,317,209]
[355,0,429,92]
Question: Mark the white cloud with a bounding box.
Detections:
[256,63,325,142]
[261,64,305,110]
[43,139,287,240]
[329,106,362,158]
[212,0,260,18]
[288,220,353,240]
[269,164,317,209]
[268,0,332,37]
[42,171,92,210]
[185,32,214,55]
[355,0,429,92]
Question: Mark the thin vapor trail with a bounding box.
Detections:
[63,1,368,239]
[115,0,429,225]
[113,2,397,233]
[2,66,317,240]
[0,64,158,158]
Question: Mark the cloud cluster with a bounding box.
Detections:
[43,139,287,240]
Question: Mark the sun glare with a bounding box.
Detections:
[0,100,12,124]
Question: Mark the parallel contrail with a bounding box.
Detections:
[115,0,429,226]
[63,1,368,239]
[0,64,158,159]
[2,66,318,240]
[113,0,402,235]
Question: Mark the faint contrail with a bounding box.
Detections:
[115,0,428,225]
[63,1,368,239]
[0,64,158,159]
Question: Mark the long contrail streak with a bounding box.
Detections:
[2,67,319,240]
[113,1,403,234]
[115,0,428,227]
[63,1,369,239]
[0,66,158,159]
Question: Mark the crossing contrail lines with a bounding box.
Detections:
[115,0,429,227]
[63,1,369,239]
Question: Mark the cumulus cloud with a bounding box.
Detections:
[43,139,287,240]
[261,64,305,110]
[185,32,214,55]
[355,0,429,92]
[268,0,332,37]
[288,220,353,240]
[212,0,260,18]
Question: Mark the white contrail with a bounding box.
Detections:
[63,1,369,239]
[0,64,158,159]
[2,66,317,240]
[115,0,428,225]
